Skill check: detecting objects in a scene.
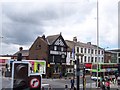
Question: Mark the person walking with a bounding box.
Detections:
[70,78,75,89]
[101,80,105,90]
[105,80,110,90]
[59,72,62,79]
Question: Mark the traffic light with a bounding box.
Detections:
[12,61,29,90]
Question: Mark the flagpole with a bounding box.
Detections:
[96,0,99,88]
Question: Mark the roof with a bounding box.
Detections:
[76,42,104,50]
[13,50,29,56]
[65,40,104,51]
[108,49,120,52]
[46,34,60,45]
[65,40,75,52]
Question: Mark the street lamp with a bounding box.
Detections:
[76,53,84,90]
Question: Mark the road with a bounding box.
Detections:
[1,75,95,89]
[42,76,95,89]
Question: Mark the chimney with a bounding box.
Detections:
[73,37,77,43]
[87,42,91,45]
[42,34,45,40]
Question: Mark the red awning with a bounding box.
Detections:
[85,63,92,69]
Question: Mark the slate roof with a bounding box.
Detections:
[65,40,104,51]
[46,34,60,45]
[65,40,75,52]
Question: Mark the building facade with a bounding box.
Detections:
[65,37,104,75]
[29,34,68,78]
[107,49,120,63]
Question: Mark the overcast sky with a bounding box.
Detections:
[0,0,119,55]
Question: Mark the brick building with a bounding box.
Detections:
[29,34,68,78]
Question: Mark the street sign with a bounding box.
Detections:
[29,74,41,90]
[30,78,40,88]
[80,64,84,69]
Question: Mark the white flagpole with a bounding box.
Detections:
[96,0,99,88]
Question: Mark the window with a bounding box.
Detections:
[81,48,83,53]
[84,56,86,63]
[91,57,94,62]
[88,57,90,62]
[88,49,90,53]
[98,50,100,54]
[54,46,57,50]
[95,50,97,54]
[61,47,64,51]
[102,57,104,62]
[119,53,120,57]
[95,57,97,62]
[81,57,83,63]
[36,44,41,50]
[84,48,86,53]
[77,47,79,53]
[102,51,104,55]
[119,58,120,63]
[91,49,94,54]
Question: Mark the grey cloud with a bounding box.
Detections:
[2,21,44,45]
[2,1,95,45]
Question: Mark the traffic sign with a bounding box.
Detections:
[30,78,40,88]
[29,74,41,90]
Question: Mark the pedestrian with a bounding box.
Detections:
[70,77,75,89]
[101,80,105,90]
[105,80,110,90]
[59,72,62,79]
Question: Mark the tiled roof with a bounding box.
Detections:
[46,34,60,45]
[13,50,29,56]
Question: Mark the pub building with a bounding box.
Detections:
[29,33,68,78]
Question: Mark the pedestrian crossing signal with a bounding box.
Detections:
[12,62,29,90]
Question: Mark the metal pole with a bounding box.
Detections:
[76,55,80,90]
[96,0,99,88]
[83,66,85,90]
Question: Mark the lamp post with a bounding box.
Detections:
[96,0,99,88]
[0,36,3,55]
[76,53,84,90]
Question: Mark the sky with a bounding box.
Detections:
[0,0,119,55]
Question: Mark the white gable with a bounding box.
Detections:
[54,38,64,46]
